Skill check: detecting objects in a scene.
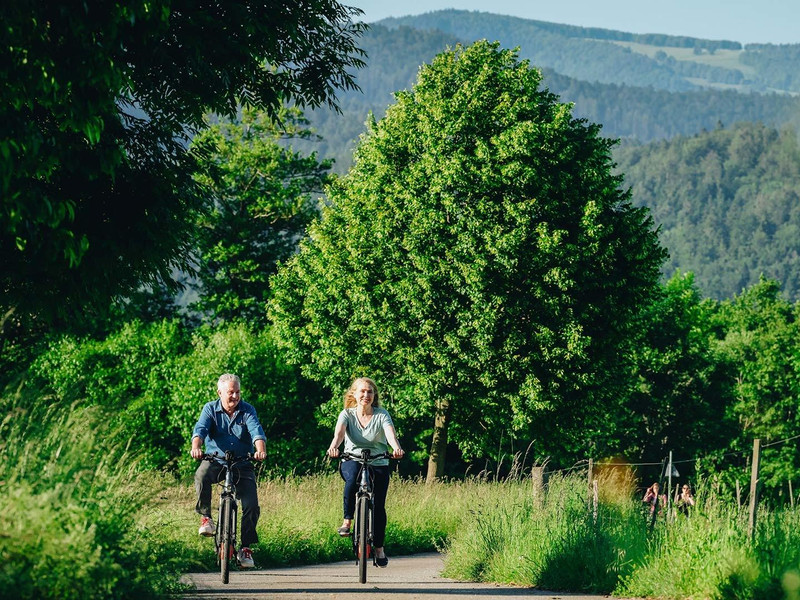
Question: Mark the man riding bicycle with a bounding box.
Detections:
[190,373,267,568]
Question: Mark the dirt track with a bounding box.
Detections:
[182,552,633,600]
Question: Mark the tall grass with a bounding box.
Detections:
[618,487,800,600]
[441,470,649,592]
[151,462,800,599]
[7,393,800,600]
[148,469,480,572]
[0,397,185,600]
[440,468,800,599]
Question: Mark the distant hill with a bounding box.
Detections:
[299,22,800,171]
[381,10,800,94]
[616,122,800,300]
[291,11,800,299]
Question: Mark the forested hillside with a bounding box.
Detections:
[382,10,800,93]
[303,24,800,170]
[296,13,800,300]
[616,123,800,300]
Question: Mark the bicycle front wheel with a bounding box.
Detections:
[356,495,370,584]
[219,496,233,584]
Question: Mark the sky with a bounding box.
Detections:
[350,0,800,45]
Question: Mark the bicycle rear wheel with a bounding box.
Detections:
[356,495,370,584]
[219,496,233,584]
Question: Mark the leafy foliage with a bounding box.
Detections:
[619,272,736,462]
[1,0,366,328]
[30,320,328,474]
[189,108,331,324]
[710,278,800,489]
[270,40,666,477]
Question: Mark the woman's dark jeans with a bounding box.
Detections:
[340,459,390,547]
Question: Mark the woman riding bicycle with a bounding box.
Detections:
[327,377,404,567]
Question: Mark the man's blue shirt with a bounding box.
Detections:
[192,399,266,458]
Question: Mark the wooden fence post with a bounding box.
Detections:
[748,438,762,542]
[667,450,674,520]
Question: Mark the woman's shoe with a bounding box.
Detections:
[337,525,351,537]
[376,554,388,568]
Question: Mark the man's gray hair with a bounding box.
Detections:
[217,373,241,389]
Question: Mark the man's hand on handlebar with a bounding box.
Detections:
[327,446,341,458]
[190,448,266,461]
[391,447,405,459]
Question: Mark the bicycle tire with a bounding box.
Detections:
[220,496,233,584]
[356,495,370,584]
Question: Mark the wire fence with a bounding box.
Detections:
[524,433,800,540]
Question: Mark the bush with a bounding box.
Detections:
[29,319,330,475]
[0,396,184,599]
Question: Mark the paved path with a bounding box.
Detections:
[183,552,632,600]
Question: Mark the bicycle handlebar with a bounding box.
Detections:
[201,451,253,465]
[340,451,398,462]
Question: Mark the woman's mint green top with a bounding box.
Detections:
[337,406,395,466]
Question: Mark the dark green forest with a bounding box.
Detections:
[616,123,800,300]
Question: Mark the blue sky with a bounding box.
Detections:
[351,0,800,45]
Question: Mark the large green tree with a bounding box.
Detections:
[710,277,800,490]
[270,41,667,480]
[190,107,331,325]
[1,0,366,331]
[620,272,735,463]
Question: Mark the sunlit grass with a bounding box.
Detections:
[6,394,800,600]
[150,468,482,572]
[149,461,800,599]
[0,399,186,600]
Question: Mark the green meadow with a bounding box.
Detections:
[5,402,800,600]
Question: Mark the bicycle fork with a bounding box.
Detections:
[217,488,238,562]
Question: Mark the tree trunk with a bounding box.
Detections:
[426,396,452,483]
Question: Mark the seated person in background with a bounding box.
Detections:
[643,482,667,515]
[677,483,696,515]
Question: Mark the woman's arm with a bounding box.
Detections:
[383,424,405,459]
[327,420,347,457]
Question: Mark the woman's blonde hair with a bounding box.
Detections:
[343,377,381,409]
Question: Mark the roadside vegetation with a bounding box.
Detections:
[4,389,800,599]
[183,468,800,600]
[0,395,186,600]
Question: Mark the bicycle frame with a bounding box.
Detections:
[341,450,392,583]
[203,452,251,584]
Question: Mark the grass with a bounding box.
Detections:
[610,40,755,75]
[0,400,188,600]
[148,470,478,573]
[5,394,800,599]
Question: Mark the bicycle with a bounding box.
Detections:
[340,449,396,584]
[200,451,252,584]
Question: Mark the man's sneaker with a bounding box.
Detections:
[237,547,255,568]
[198,516,215,537]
